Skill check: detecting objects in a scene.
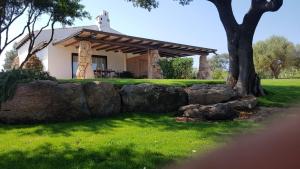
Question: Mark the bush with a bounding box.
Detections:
[279,67,300,79]
[158,58,174,78]
[158,57,193,79]
[212,69,228,80]
[24,55,43,71]
[0,69,56,103]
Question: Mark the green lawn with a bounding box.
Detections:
[0,114,259,169]
[1,79,300,169]
[259,79,300,107]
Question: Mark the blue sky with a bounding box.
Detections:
[1,0,299,69]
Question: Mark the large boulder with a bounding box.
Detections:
[120,83,188,113]
[0,81,90,123]
[0,81,121,124]
[178,96,257,121]
[185,84,238,105]
[83,82,121,117]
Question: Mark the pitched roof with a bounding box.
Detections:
[16,25,99,49]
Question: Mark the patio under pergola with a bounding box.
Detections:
[53,29,217,79]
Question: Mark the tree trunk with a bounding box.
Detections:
[227,35,265,97]
[227,33,239,88]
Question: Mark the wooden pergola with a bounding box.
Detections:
[53,29,217,79]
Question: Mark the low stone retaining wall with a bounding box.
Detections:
[0,80,251,124]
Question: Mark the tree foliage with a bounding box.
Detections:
[0,0,90,67]
[254,36,296,79]
[3,43,17,70]
[158,57,193,79]
[209,53,229,79]
[209,53,229,71]
[24,55,43,71]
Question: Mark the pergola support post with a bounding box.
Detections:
[76,41,95,79]
[198,52,212,79]
[147,49,162,79]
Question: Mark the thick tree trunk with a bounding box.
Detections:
[227,35,265,97]
[227,34,239,88]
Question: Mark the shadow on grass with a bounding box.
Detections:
[0,113,257,139]
[259,85,300,107]
[0,143,176,169]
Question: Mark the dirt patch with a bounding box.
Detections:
[238,106,298,122]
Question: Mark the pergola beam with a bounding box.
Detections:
[75,37,202,56]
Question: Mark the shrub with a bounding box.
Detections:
[24,55,43,71]
[212,69,228,80]
[279,67,300,79]
[158,58,174,78]
[172,58,193,79]
[158,57,193,79]
[0,69,56,103]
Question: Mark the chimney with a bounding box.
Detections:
[96,10,111,32]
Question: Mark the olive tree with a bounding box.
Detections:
[209,53,229,79]
[127,0,284,96]
[253,36,295,79]
[3,43,17,70]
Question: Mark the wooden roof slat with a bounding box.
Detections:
[95,45,113,51]
[105,46,125,52]
[53,29,217,56]
[122,48,143,53]
[77,37,201,56]
[64,41,79,47]
[132,49,148,54]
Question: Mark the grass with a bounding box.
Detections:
[259,79,300,107]
[1,79,300,169]
[0,113,259,169]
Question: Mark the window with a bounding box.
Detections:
[72,53,107,78]
[92,56,107,70]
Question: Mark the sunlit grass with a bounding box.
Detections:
[0,113,259,169]
[259,79,300,107]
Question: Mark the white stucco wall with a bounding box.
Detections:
[47,44,128,79]
[17,42,29,66]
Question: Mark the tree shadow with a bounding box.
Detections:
[0,143,176,169]
[0,112,257,140]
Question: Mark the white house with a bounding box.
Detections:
[16,10,216,79]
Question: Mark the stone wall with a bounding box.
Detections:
[0,81,244,124]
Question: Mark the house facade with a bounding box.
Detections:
[16,11,216,79]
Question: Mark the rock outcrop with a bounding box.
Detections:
[0,81,121,123]
[0,81,257,124]
[178,96,257,121]
[185,84,238,105]
[83,82,121,117]
[120,84,188,113]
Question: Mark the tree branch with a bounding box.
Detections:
[207,0,239,36]
[242,0,283,40]
[0,4,29,54]
[20,15,56,69]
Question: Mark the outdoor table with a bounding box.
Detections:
[94,69,115,78]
